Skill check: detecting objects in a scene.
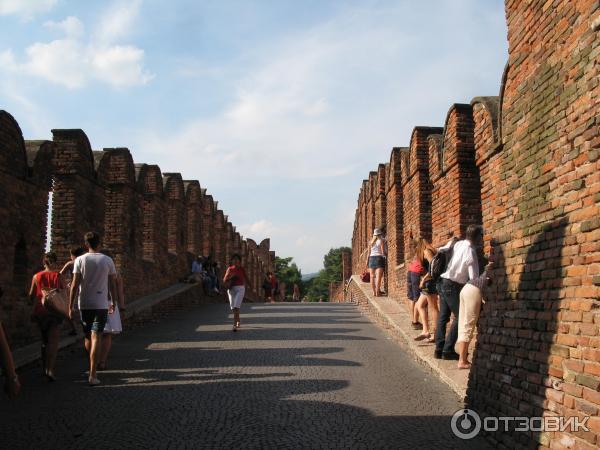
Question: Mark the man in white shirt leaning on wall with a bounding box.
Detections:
[434,225,483,360]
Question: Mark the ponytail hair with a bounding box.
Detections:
[43,252,57,268]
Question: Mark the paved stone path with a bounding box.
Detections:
[0,303,491,449]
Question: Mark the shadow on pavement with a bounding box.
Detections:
[1,376,491,449]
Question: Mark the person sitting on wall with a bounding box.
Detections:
[189,256,203,282]
[211,262,221,293]
[202,256,218,295]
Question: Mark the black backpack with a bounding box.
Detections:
[429,238,458,281]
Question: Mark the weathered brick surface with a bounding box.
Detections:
[430,104,482,247]
[402,127,441,253]
[0,113,52,346]
[349,2,599,447]
[0,111,275,347]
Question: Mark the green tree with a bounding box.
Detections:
[274,256,302,299]
[306,247,351,302]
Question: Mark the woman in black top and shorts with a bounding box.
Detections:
[413,239,439,342]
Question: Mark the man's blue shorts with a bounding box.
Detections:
[80,309,108,334]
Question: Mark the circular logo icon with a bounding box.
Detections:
[451,409,482,440]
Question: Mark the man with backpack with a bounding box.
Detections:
[433,225,482,360]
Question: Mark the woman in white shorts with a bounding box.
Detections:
[223,254,252,332]
[98,272,125,370]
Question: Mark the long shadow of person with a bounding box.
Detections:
[466,217,572,448]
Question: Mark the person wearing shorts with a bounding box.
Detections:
[69,232,117,386]
[29,252,65,381]
[365,228,386,297]
[406,243,425,329]
[413,239,439,342]
[223,254,252,332]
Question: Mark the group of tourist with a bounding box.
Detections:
[366,225,493,369]
[0,231,125,394]
[189,255,222,295]
[0,227,306,397]
[260,273,300,302]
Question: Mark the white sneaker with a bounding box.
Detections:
[88,377,101,386]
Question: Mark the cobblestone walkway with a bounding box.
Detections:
[0,303,491,449]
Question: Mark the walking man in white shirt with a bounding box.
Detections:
[434,225,483,360]
[69,232,118,386]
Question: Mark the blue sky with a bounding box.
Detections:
[0,0,508,273]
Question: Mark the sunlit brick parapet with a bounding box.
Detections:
[0,111,276,346]
[349,2,599,446]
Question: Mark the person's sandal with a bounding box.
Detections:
[414,333,431,341]
[411,322,421,330]
[45,372,56,382]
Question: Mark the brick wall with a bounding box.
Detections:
[402,127,441,256]
[349,2,599,447]
[0,110,275,347]
[0,113,52,346]
[430,104,482,247]
[467,2,600,449]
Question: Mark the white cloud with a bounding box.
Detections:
[91,45,154,86]
[0,0,57,19]
[44,16,84,38]
[134,1,507,272]
[238,220,277,238]
[93,0,142,45]
[24,39,87,88]
[1,1,152,88]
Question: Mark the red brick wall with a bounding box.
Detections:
[402,127,441,258]
[0,110,275,347]
[349,2,600,448]
[184,181,203,256]
[466,3,600,449]
[96,149,147,301]
[430,104,482,247]
[375,164,387,229]
[51,130,106,263]
[471,96,500,254]
[201,194,215,258]
[0,113,52,346]
[384,148,405,299]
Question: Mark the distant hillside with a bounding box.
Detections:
[302,272,319,281]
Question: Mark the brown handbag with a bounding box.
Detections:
[41,288,70,318]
